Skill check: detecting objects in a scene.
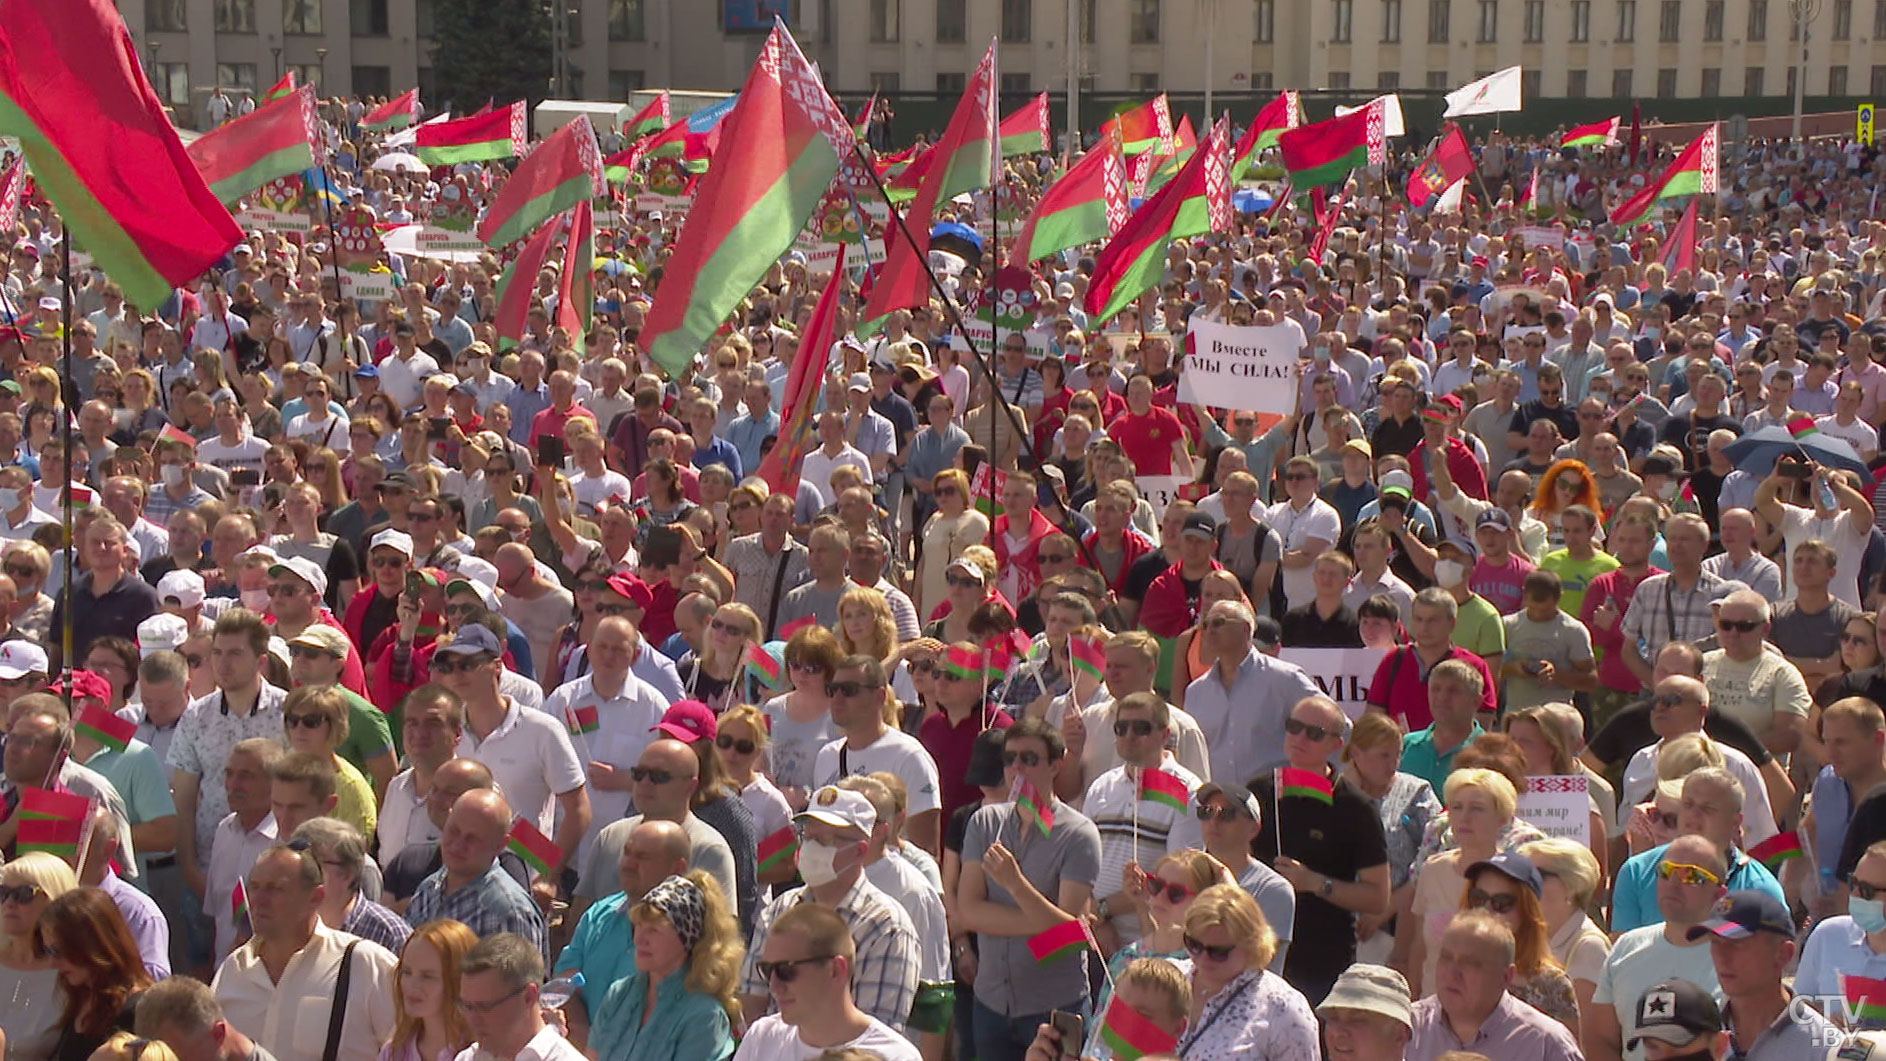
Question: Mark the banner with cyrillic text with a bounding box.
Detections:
[1518,775,1592,849]
[1179,321,1299,415]
[1278,647,1389,721]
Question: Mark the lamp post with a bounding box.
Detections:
[1065,0,1079,154]
[271,45,283,80]
[315,46,328,93]
[1790,0,1822,142]
[1202,0,1216,127]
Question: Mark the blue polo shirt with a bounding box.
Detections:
[1401,722,1484,792]
[1610,841,1785,935]
[553,890,638,1020]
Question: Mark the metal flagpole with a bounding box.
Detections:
[58,236,72,694]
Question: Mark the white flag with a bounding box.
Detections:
[1334,93,1405,137]
[1444,66,1524,117]
[1433,177,1466,214]
[384,110,454,147]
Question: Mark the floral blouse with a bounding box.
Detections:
[1512,965,1581,1031]
[1174,967,1321,1061]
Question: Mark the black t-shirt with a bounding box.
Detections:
[1370,415,1424,460]
[1817,665,1886,709]
[1585,702,1774,768]
[1247,768,1387,1006]
[1121,549,1173,605]
[1280,603,1364,648]
[1840,784,1886,880]
[871,391,920,450]
[1660,413,1742,469]
[1508,400,1580,442]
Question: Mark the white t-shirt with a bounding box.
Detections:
[1778,503,1870,606]
[194,435,270,474]
[1263,497,1343,610]
[809,729,942,817]
[731,1014,921,1061]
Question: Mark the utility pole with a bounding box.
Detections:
[1065,0,1080,154]
[1203,0,1216,128]
[552,1,568,98]
[1790,0,1822,142]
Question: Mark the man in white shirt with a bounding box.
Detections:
[456,933,588,1061]
[205,738,281,961]
[211,842,397,1061]
[733,903,921,1061]
[0,465,55,541]
[375,685,461,865]
[1265,456,1342,611]
[540,617,668,859]
[800,411,873,509]
[810,655,943,854]
[1618,674,1780,849]
[377,321,439,410]
[1753,461,1874,607]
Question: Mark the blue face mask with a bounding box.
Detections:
[1850,895,1886,934]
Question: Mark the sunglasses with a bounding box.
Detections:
[431,654,494,674]
[1113,719,1156,737]
[946,574,984,589]
[935,487,958,498]
[1657,860,1723,886]
[1182,934,1235,962]
[1284,472,1316,482]
[788,661,825,674]
[709,619,748,636]
[1146,879,1195,903]
[630,767,678,784]
[283,713,329,730]
[826,681,879,699]
[1467,888,1521,914]
[1196,804,1247,823]
[910,659,938,675]
[1284,718,1338,742]
[757,955,834,983]
[0,884,44,905]
[2,565,34,578]
[715,735,757,755]
[1716,618,1762,633]
[1002,750,1044,768]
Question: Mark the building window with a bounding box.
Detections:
[1658,0,1679,39]
[415,0,435,36]
[1427,69,1451,88]
[216,62,257,94]
[1429,0,1450,41]
[1002,0,1031,41]
[1835,0,1853,37]
[1701,67,1720,95]
[1657,67,1677,95]
[1612,68,1632,95]
[1831,65,1849,93]
[351,0,388,34]
[1333,0,1354,41]
[1378,70,1401,88]
[147,0,187,31]
[1524,0,1544,40]
[1251,71,1274,88]
[1745,66,1764,94]
[1616,0,1635,40]
[1130,71,1159,90]
[607,70,645,98]
[1571,0,1590,38]
[1477,0,1496,39]
[283,0,320,34]
[1001,73,1030,94]
[1383,0,1402,40]
[1256,0,1275,40]
[352,66,390,97]
[1566,68,1587,96]
[289,62,321,89]
[154,62,190,105]
[1328,71,1351,88]
[215,0,254,32]
[1749,0,1767,39]
[1130,0,1160,41]
[1522,68,1541,97]
[1082,0,1097,41]
[936,0,966,41]
[1873,64,1886,94]
[936,71,966,92]
[608,0,643,39]
[1876,0,1886,39]
[870,0,899,40]
[869,71,900,91]
[1704,0,1723,38]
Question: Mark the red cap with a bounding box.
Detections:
[1471,255,1490,267]
[49,669,111,705]
[652,700,717,744]
[604,573,654,612]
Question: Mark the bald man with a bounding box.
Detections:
[404,789,548,956]
[381,758,533,908]
[577,739,736,915]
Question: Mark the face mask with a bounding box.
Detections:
[0,489,19,511]
[796,839,855,887]
[1853,895,1886,933]
[162,465,186,488]
[1434,559,1466,588]
[1656,480,1680,501]
[241,588,271,612]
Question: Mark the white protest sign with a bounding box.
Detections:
[338,270,397,302]
[801,240,886,270]
[952,318,1051,356]
[1514,225,1565,249]
[237,208,312,233]
[1518,775,1592,849]
[1135,475,1184,519]
[1279,647,1390,721]
[1178,320,1300,415]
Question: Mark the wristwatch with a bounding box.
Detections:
[1097,897,1114,921]
[1319,875,1336,899]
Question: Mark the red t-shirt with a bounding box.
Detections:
[918,706,1014,832]
[1109,406,1188,476]
[1365,645,1497,731]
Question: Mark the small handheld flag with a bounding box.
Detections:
[744,642,786,690]
[1026,919,1092,963]
[506,817,562,877]
[1014,777,1054,837]
[777,615,818,642]
[1098,993,1180,1060]
[75,703,135,754]
[944,645,986,681]
[158,423,198,449]
[1069,635,1106,681]
[757,825,800,874]
[1277,766,1335,805]
[564,704,600,738]
[1844,973,1886,1024]
[231,878,250,928]
[1747,831,1805,872]
[1138,767,1189,812]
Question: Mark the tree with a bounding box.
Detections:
[428,0,552,114]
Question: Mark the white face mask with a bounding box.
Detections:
[1656,480,1680,501]
[241,588,271,613]
[161,465,186,489]
[1434,559,1466,588]
[796,838,855,887]
[0,489,19,512]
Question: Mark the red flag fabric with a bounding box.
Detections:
[491,214,567,350]
[1660,197,1700,274]
[1405,125,1475,210]
[755,243,847,499]
[0,157,22,235]
[476,117,604,249]
[362,88,421,132]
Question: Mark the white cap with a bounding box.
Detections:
[265,636,291,669]
[156,570,206,609]
[1380,469,1415,493]
[794,785,877,835]
[453,555,500,589]
[268,556,329,599]
[0,640,48,680]
[846,372,872,393]
[369,529,414,558]
[237,545,280,566]
[137,613,191,657]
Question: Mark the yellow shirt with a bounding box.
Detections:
[331,754,377,840]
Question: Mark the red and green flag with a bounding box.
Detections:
[0,0,244,311]
[1845,973,1886,1023]
[15,787,91,859]
[0,156,21,235]
[624,92,671,142]
[231,877,250,927]
[1084,114,1231,323]
[1140,113,1199,196]
[1026,918,1091,963]
[76,702,135,753]
[1231,90,1302,180]
[757,824,799,874]
[1138,767,1189,812]
[745,641,787,690]
[777,615,818,642]
[564,703,599,738]
[860,41,998,333]
[755,242,847,499]
[186,84,324,205]
[1746,830,1804,872]
[1610,124,1718,228]
[477,115,605,249]
[1069,634,1106,680]
[554,198,595,338]
[1008,135,1126,266]
[361,88,421,133]
[1278,766,1335,805]
[1661,196,1700,274]
[1098,95,1173,156]
[852,93,878,141]
[415,101,526,166]
[637,26,852,378]
[506,816,562,876]
[1014,777,1054,837]
[259,71,296,105]
[1406,124,1475,211]
[1098,994,1180,1060]
[490,211,566,350]
[943,644,986,680]
[603,148,637,185]
[1279,99,1388,190]
[1561,116,1621,149]
[982,638,1015,684]
[999,92,1052,158]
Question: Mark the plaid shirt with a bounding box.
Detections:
[740,876,919,1032]
[405,863,546,956]
[342,896,412,953]
[1619,569,1745,670]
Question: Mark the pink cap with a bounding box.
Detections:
[652,700,718,744]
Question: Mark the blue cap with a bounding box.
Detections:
[435,624,503,658]
[353,363,380,379]
[1685,890,1793,941]
[1467,851,1544,896]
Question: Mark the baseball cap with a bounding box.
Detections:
[846,372,872,393]
[379,470,419,492]
[1426,393,1464,418]
[1627,978,1721,1050]
[1195,782,1262,821]
[1341,439,1373,460]
[1471,255,1490,268]
[136,614,190,657]
[435,624,503,658]
[652,700,717,744]
[369,529,415,558]
[1180,511,1218,540]
[0,640,48,680]
[353,363,379,379]
[268,557,329,600]
[945,556,986,584]
[287,625,352,659]
[1467,851,1544,897]
[453,556,500,589]
[1476,508,1514,531]
[49,669,112,704]
[1685,890,1794,941]
[445,577,498,609]
[237,545,280,567]
[1380,469,1415,494]
[604,573,654,611]
[157,570,206,609]
[1380,483,1413,503]
[1253,615,1283,651]
[795,785,877,835]
[1317,964,1413,1031]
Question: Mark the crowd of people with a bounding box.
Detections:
[3,88,1886,1061]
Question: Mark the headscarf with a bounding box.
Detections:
[637,874,705,951]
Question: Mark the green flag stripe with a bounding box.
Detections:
[482,175,595,249]
[207,142,318,204]
[416,139,515,166]
[1019,198,1111,264]
[1095,237,1170,323]
[1000,131,1048,158]
[1286,145,1369,189]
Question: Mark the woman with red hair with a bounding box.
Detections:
[1528,460,1605,551]
[34,888,152,1061]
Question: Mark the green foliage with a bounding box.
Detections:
[428,0,553,112]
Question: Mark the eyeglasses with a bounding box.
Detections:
[1113,719,1156,737]
[370,556,406,569]
[935,487,958,498]
[909,658,938,675]
[630,767,678,784]
[1182,934,1236,962]
[1656,860,1723,887]
[0,884,44,905]
[1284,472,1316,482]
[1852,878,1886,901]
[1196,804,1247,823]
[445,603,479,618]
[1467,888,1521,914]
[756,955,834,983]
[789,661,826,675]
[283,713,329,730]
[267,583,304,598]
[1146,879,1195,903]
[709,619,747,636]
[1284,717,1339,742]
[1716,618,1762,633]
[456,985,526,1015]
[431,654,494,674]
[716,735,757,755]
[826,681,880,699]
[946,574,984,589]
[1001,750,1044,768]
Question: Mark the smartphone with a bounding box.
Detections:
[534,435,567,469]
[229,467,260,488]
[427,416,450,442]
[405,571,428,601]
[1048,1011,1083,1059]
[642,526,682,568]
[1779,459,1813,480]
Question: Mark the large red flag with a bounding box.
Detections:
[1405,125,1475,210]
[755,244,847,499]
[1661,197,1700,274]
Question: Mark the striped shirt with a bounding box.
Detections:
[740,877,919,1032]
[1083,756,1205,946]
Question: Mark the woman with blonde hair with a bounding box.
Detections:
[1458,851,1579,1031]
[1521,837,1611,1032]
[1176,884,1319,1060]
[758,625,845,803]
[380,919,478,1061]
[115,370,168,444]
[280,685,378,838]
[674,602,765,713]
[1400,767,1520,997]
[1342,711,1442,964]
[1083,851,1226,1059]
[917,467,988,618]
[1503,706,1610,876]
[590,871,740,1061]
[837,587,923,705]
[0,852,79,1058]
[86,1033,175,1061]
[711,705,795,885]
[1529,460,1605,547]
